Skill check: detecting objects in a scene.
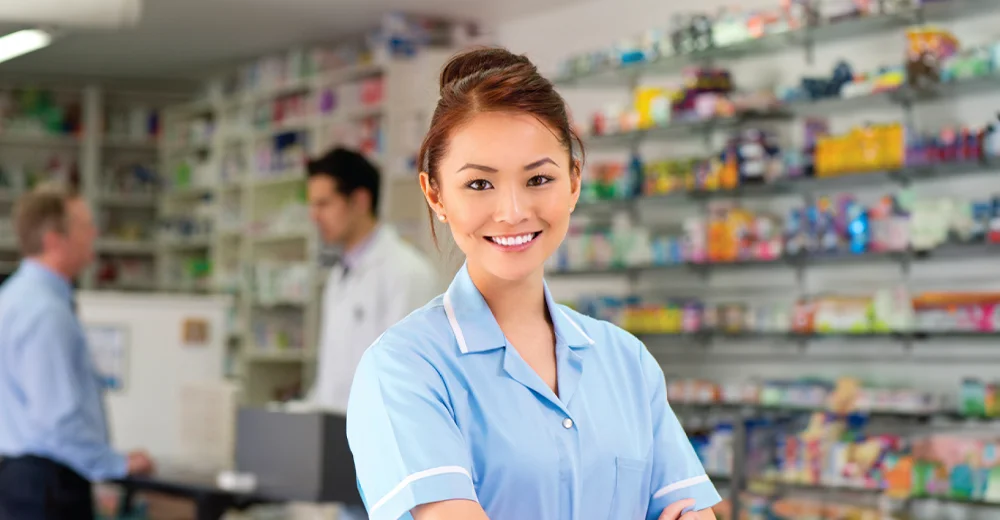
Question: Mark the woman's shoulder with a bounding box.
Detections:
[362,295,459,363]
[349,296,461,414]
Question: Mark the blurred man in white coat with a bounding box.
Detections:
[306,147,440,411]
[306,148,439,520]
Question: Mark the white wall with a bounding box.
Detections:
[498,1,1000,403]
[78,291,237,474]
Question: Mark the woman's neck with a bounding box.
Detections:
[468,263,548,327]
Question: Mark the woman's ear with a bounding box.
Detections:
[419,171,445,219]
[570,159,582,191]
[569,159,582,212]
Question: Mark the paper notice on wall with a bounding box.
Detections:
[177,382,239,472]
[85,324,129,391]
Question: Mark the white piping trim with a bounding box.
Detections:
[652,475,711,499]
[443,292,469,354]
[369,466,472,514]
[558,308,595,344]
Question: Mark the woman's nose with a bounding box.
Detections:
[494,186,529,224]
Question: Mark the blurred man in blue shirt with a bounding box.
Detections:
[0,186,154,520]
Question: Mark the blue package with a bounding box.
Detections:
[784,208,806,256]
[972,202,993,240]
[627,154,644,198]
[805,204,822,253]
[668,238,683,264]
[688,433,709,466]
[650,237,666,265]
[846,202,869,254]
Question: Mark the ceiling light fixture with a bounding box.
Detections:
[0,29,53,65]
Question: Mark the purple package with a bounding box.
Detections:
[835,195,856,238]
[904,125,925,166]
[803,117,830,149]
[682,301,703,332]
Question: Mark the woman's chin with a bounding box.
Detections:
[481,258,546,284]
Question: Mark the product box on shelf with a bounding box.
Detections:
[941,44,995,83]
[699,203,784,264]
[643,157,699,196]
[633,86,675,129]
[959,378,1000,418]
[580,160,641,202]
[812,296,872,334]
[669,14,714,55]
[912,292,1000,332]
[690,422,735,477]
[905,25,960,88]
[814,122,905,176]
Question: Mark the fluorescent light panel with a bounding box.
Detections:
[0,29,52,65]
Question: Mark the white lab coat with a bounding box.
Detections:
[310,225,441,412]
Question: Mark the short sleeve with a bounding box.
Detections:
[346,337,478,520]
[639,343,722,519]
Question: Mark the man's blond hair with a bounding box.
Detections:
[13,183,81,256]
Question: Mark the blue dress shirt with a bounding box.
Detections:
[0,260,126,481]
[347,264,721,520]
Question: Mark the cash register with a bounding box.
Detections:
[234,407,364,506]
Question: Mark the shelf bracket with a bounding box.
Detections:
[900,97,917,137]
[729,417,747,517]
[803,27,816,66]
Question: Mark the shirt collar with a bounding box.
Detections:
[342,225,382,271]
[19,259,73,303]
[442,263,594,355]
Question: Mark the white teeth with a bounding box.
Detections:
[492,233,535,246]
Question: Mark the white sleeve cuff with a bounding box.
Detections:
[368,466,478,520]
[650,475,722,513]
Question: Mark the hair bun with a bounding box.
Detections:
[439,47,535,91]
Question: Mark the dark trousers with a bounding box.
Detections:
[0,455,94,520]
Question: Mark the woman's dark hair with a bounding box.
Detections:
[417,47,584,242]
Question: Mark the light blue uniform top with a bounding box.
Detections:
[347,264,721,520]
[0,260,126,481]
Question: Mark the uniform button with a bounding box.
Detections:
[562,418,573,429]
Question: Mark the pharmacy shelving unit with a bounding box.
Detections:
[160,48,456,405]
[0,84,184,289]
[92,88,182,292]
[553,0,1000,516]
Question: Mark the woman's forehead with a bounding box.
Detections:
[444,112,566,168]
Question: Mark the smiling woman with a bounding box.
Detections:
[420,109,577,282]
[345,47,721,520]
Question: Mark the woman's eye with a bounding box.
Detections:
[527,175,554,187]
[467,179,493,190]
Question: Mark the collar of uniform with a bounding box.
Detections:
[19,258,73,303]
[342,224,382,272]
[543,279,595,350]
[340,225,396,276]
[443,263,594,355]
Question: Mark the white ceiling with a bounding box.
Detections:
[0,0,586,85]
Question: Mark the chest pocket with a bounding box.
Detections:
[609,457,649,520]
[332,272,375,325]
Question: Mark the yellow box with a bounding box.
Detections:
[634,87,668,130]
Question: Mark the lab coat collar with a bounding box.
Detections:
[342,225,382,272]
[443,263,594,355]
[343,224,399,276]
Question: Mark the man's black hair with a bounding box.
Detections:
[306,147,380,217]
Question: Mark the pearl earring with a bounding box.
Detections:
[437,214,447,222]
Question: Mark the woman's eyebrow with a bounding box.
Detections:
[457,163,499,173]
[524,157,557,170]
